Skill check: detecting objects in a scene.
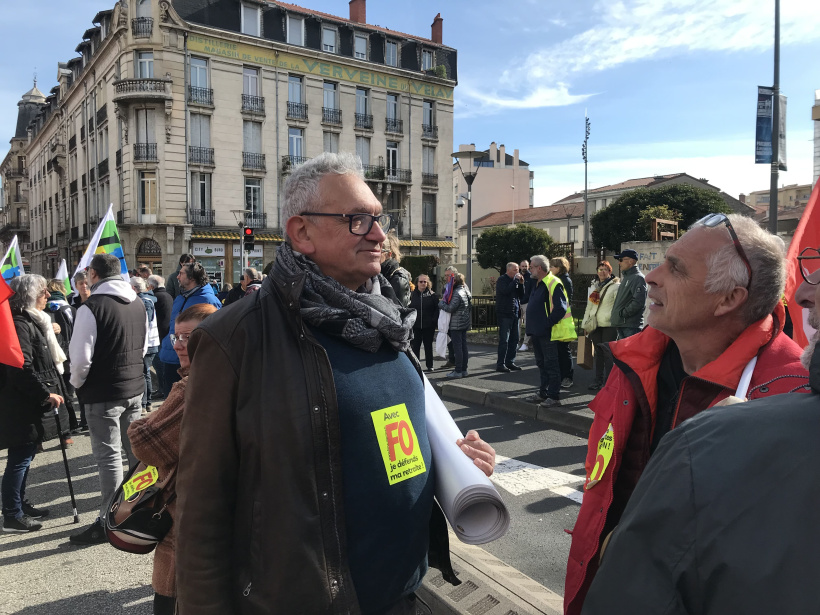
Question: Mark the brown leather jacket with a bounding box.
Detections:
[175,269,456,615]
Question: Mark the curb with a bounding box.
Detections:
[435,381,593,434]
[418,530,564,615]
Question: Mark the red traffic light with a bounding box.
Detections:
[244,227,254,236]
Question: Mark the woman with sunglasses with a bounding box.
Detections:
[409,274,440,372]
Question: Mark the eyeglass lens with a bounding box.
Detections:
[799,248,820,285]
[349,213,391,235]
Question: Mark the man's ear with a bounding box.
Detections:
[286,215,316,256]
[714,287,749,318]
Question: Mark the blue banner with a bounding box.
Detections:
[755,86,773,164]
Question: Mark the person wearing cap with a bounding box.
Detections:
[609,249,647,340]
[564,214,809,615]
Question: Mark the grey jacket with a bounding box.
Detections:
[609,265,647,328]
[440,286,472,331]
[583,348,818,615]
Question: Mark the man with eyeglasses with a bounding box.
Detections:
[580,248,820,615]
[564,213,810,615]
[67,253,149,545]
[175,152,496,614]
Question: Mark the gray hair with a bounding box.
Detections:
[8,274,47,312]
[384,231,402,262]
[506,262,519,272]
[530,255,549,270]
[243,267,261,281]
[147,274,165,289]
[73,270,87,284]
[282,152,364,240]
[692,214,786,325]
[445,265,459,274]
[130,276,147,292]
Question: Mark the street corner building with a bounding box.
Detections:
[1,0,458,284]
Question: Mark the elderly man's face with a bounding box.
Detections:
[619,257,637,270]
[507,264,519,279]
[645,226,738,338]
[296,174,386,290]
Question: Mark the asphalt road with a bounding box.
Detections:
[445,398,587,597]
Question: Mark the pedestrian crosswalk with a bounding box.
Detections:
[490,455,584,504]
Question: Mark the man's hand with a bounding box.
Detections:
[456,430,496,477]
[52,323,61,335]
[45,393,64,408]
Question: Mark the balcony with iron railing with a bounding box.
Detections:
[68,135,76,151]
[134,143,158,162]
[244,212,267,228]
[322,107,342,126]
[189,146,215,166]
[188,86,214,107]
[132,17,153,37]
[96,104,108,125]
[97,158,109,178]
[281,155,310,173]
[422,222,438,237]
[189,208,216,227]
[113,78,172,104]
[287,102,308,121]
[241,94,265,114]
[363,165,412,184]
[242,152,266,171]
[422,173,438,188]
[70,179,78,194]
[354,113,373,130]
[385,118,403,134]
[421,124,438,140]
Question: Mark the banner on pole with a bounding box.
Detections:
[755,86,787,170]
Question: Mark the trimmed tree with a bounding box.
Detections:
[590,184,733,252]
[475,225,555,274]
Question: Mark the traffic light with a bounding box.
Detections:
[243,227,255,251]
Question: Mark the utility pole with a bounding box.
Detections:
[768,0,780,234]
[582,113,591,257]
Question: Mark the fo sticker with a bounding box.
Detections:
[586,424,614,490]
[123,466,159,501]
[371,404,427,486]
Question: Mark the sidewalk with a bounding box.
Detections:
[425,341,596,435]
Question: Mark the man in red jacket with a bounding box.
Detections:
[564,213,810,615]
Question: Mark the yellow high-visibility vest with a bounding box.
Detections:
[544,274,578,342]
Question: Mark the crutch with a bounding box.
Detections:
[52,407,79,523]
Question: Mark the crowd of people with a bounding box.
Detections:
[1,150,818,615]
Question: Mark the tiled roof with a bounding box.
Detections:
[266,0,449,48]
[552,174,685,204]
[191,231,284,242]
[753,204,807,223]
[466,204,584,229]
[398,239,456,248]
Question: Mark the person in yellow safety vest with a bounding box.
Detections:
[524,255,577,409]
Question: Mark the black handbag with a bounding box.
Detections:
[103,461,176,554]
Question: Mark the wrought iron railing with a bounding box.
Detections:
[281,155,310,171]
[244,212,267,227]
[188,86,214,106]
[132,17,153,37]
[422,222,437,237]
[322,107,342,125]
[97,158,109,178]
[189,208,216,227]
[422,124,438,140]
[242,152,266,170]
[134,143,158,162]
[241,94,265,114]
[189,146,215,166]
[422,173,438,188]
[286,102,308,120]
[354,113,373,130]
[385,118,403,134]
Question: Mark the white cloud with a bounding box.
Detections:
[455,83,595,118]
[461,0,820,113]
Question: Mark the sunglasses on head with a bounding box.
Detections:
[696,213,753,289]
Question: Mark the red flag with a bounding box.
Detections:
[785,177,820,348]
[0,276,24,368]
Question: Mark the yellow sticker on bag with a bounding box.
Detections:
[122,465,159,501]
[586,423,614,490]
[371,404,427,486]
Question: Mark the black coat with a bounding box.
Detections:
[0,311,70,450]
[583,349,820,615]
[495,273,525,319]
[381,259,411,307]
[409,289,439,330]
[223,284,247,306]
[153,287,174,340]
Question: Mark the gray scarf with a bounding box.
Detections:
[275,242,416,353]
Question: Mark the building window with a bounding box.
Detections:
[386,141,399,176]
[191,172,211,210]
[241,3,260,37]
[137,51,154,78]
[190,57,208,88]
[385,41,398,67]
[243,120,262,154]
[355,88,369,115]
[139,171,157,221]
[98,128,109,161]
[423,100,434,126]
[287,15,304,45]
[422,146,435,175]
[422,49,434,70]
[243,67,259,95]
[354,34,367,59]
[135,108,155,143]
[386,94,399,120]
[288,127,304,158]
[322,27,336,53]
[355,136,370,164]
[190,114,211,148]
[288,75,303,103]
[323,82,337,109]
[245,178,262,213]
[422,194,436,223]
[570,226,578,243]
[323,132,339,154]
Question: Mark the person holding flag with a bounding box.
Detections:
[72,204,129,284]
[0,235,25,281]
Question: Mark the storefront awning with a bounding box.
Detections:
[191,231,284,242]
[398,239,457,249]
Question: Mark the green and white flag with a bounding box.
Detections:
[56,259,72,295]
[0,235,24,281]
[74,204,129,282]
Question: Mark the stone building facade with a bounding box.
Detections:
[14,0,457,283]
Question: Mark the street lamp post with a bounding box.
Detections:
[452,147,484,290]
[582,114,591,257]
[768,0,781,235]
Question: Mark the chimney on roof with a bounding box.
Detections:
[349,0,366,24]
[489,142,497,161]
[498,144,506,168]
[431,13,443,44]
[739,194,746,204]
[513,148,519,169]
[699,178,709,184]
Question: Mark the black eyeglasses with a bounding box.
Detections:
[696,213,753,288]
[797,247,820,286]
[299,212,392,236]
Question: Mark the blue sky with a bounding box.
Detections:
[1,0,818,206]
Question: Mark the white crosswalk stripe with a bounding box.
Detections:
[491,455,584,503]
